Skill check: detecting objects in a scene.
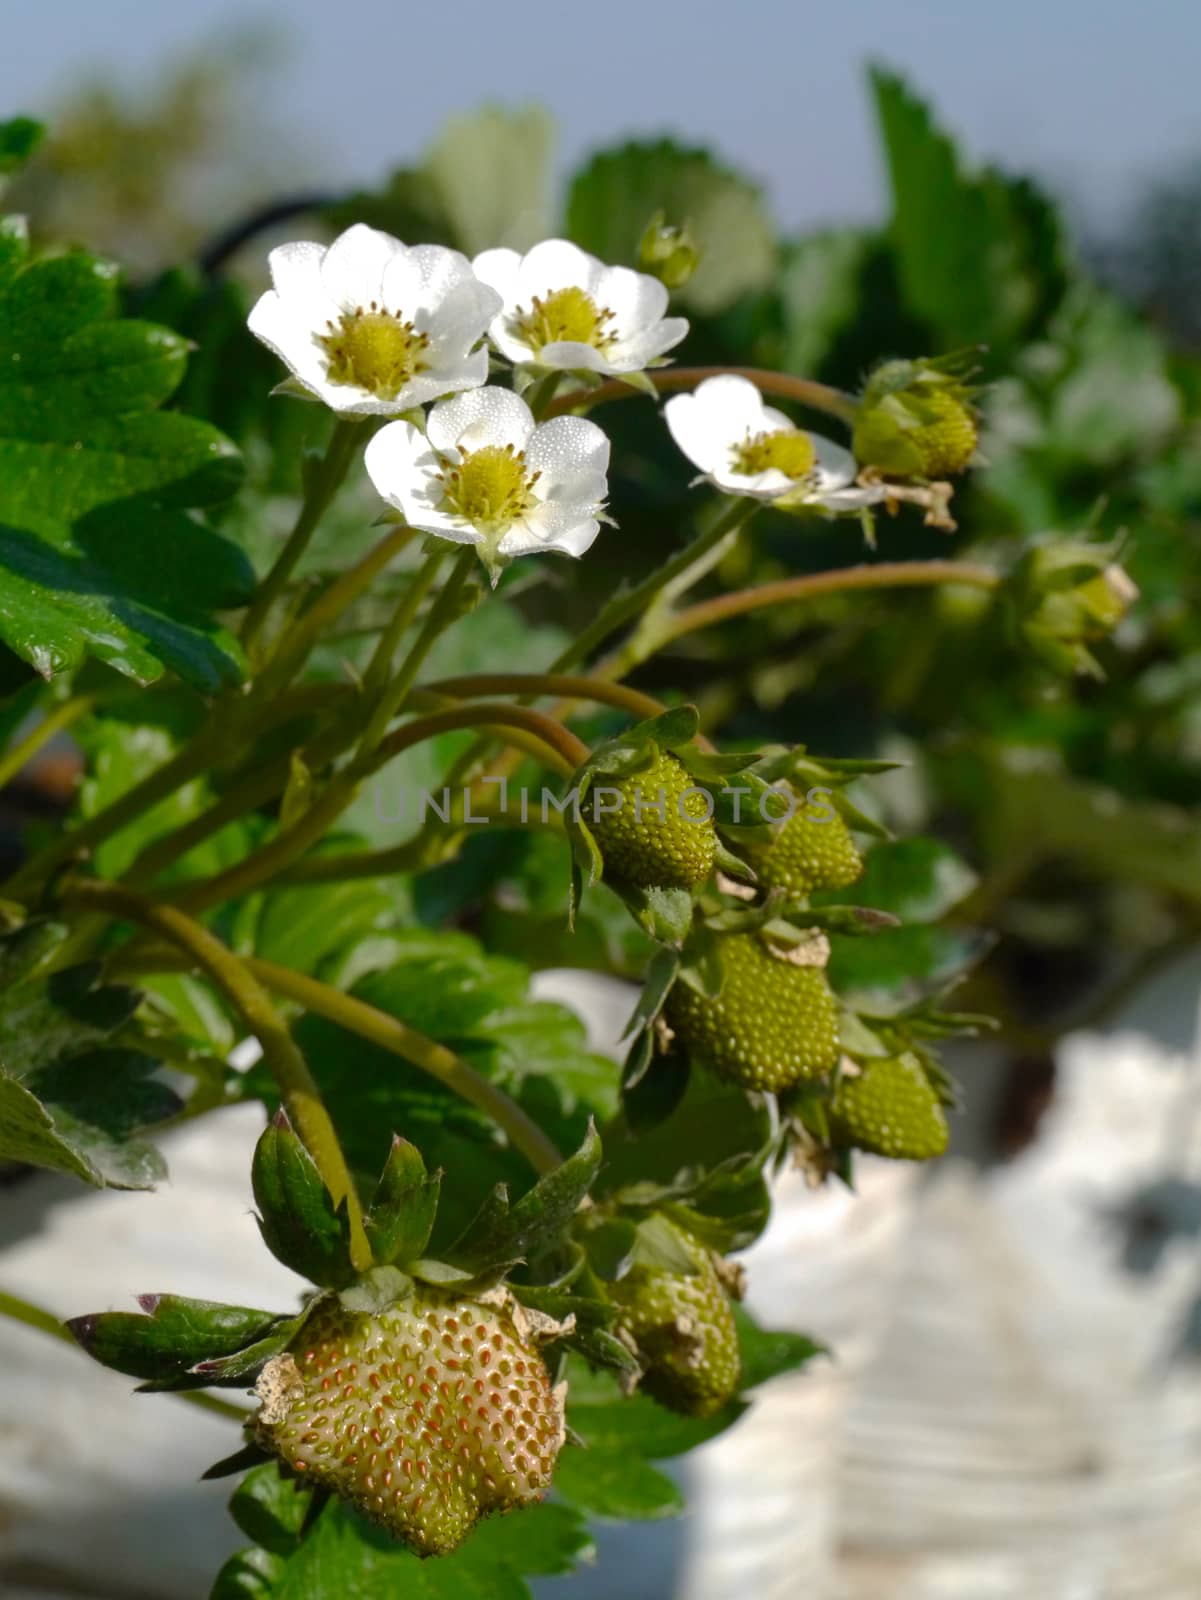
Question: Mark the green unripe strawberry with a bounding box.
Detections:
[590,749,716,889]
[666,934,840,1092]
[853,361,978,480]
[609,1219,740,1417]
[748,806,863,897]
[829,1055,949,1161]
[253,1288,565,1556]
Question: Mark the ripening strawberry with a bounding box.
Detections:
[748,806,862,897]
[252,1288,565,1557]
[590,750,716,889]
[665,933,840,1092]
[609,1219,740,1417]
[829,1055,949,1161]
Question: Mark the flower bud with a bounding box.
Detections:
[1018,542,1138,676]
[638,211,699,290]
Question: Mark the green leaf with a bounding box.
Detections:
[777,228,877,375]
[567,139,777,315]
[216,1498,592,1600]
[871,67,1066,350]
[365,1136,440,1266]
[599,1067,772,1202]
[567,1361,744,1459]
[252,1111,355,1288]
[0,239,246,689]
[229,1465,312,1556]
[824,837,978,922]
[733,1304,826,1389]
[0,117,43,176]
[0,936,175,1188]
[424,105,555,257]
[68,1296,283,1382]
[553,1445,683,1520]
[828,924,992,1015]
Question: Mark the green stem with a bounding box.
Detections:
[550,497,756,675]
[0,1288,250,1421]
[60,880,371,1273]
[524,370,564,420]
[245,958,563,1176]
[360,547,446,701]
[253,524,417,702]
[241,418,364,654]
[0,693,94,791]
[358,548,475,756]
[545,365,858,426]
[152,703,584,916]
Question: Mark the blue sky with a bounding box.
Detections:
[8,0,1201,232]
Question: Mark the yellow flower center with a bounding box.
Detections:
[318,305,430,399]
[732,428,816,481]
[441,443,540,531]
[518,286,615,353]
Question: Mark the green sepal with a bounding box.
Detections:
[451,1121,601,1274]
[767,904,901,937]
[513,1282,640,1376]
[364,1135,441,1267]
[66,1295,283,1382]
[186,1317,306,1387]
[252,1110,356,1289]
[201,1443,272,1483]
[337,1264,413,1314]
[622,1048,691,1133]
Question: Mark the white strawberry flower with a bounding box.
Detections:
[665,374,882,511]
[364,386,610,580]
[472,239,688,376]
[247,223,501,416]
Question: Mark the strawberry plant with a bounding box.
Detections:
[0,61,1188,1597]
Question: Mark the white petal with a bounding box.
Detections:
[364,420,438,510]
[487,320,538,365]
[536,340,616,375]
[427,386,535,455]
[500,500,600,559]
[421,277,504,364]
[247,290,329,394]
[695,374,775,436]
[664,390,735,474]
[516,238,605,299]
[526,416,610,505]
[710,464,796,499]
[595,265,669,334]
[267,240,326,302]
[320,223,407,309]
[472,247,523,305]
[607,317,690,371]
[401,347,492,410]
[810,433,858,490]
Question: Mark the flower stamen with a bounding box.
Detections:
[732,428,817,481]
[440,444,540,533]
[517,286,615,355]
[318,306,431,400]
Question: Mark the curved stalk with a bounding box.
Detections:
[653,559,1000,651]
[424,673,664,722]
[59,879,371,1273]
[245,959,564,1176]
[546,366,857,425]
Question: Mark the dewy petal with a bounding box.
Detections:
[268,240,326,302]
[500,500,600,559]
[535,339,616,375]
[515,238,605,299]
[247,290,331,398]
[320,223,408,308]
[426,386,535,455]
[526,415,610,504]
[364,420,439,511]
[595,265,670,333]
[607,317,690,371]
[471,247,523,305]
